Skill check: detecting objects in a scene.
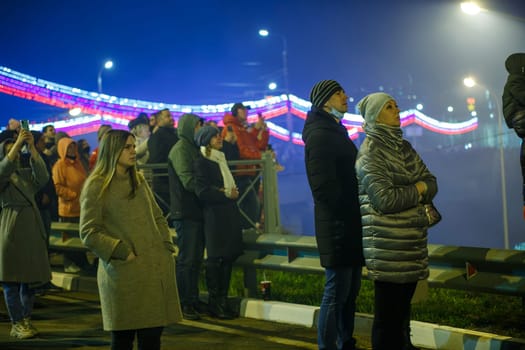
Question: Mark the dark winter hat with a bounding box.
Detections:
[357,92,394,128]
[309,80,344,108]
[128,113,149,130]
[231,102,251,116]
[194,125,219,147]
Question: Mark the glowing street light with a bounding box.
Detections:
[258,29,289,95]
[258,29,269,37]
[460,1,525,22]
[463,76,509,248]
[463,76,476,87]
[460,2,482,15]
[97,59,114,93]
[268,82,277,90]
[258,28,292,144]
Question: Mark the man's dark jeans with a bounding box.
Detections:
[318,266,362,350]
[172,219,205,307]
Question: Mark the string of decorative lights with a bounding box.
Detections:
[0,66,478,141]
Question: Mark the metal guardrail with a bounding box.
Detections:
[238,232,525,305]
[138,151,281,234]
[50,222,525,307]
[48,154,525,305]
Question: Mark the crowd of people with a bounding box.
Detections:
[0,102,271,348]
[1,51,522,349]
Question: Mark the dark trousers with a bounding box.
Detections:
[372,280,417,350]
[172,219,205,306]
[111,326,163,350]
[317,266,362,350]
[206,257,234,318]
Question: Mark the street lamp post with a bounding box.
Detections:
[464,76,509,249]
[97,60,114,93]
[258,29,292,145]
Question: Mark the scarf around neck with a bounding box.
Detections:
[363,123,404,150]
[200,146,237,198]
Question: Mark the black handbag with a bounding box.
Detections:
[424,202,442,227]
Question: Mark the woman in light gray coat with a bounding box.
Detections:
[80,130,182,350]
[356,93,439,350]
[0,129,51,339]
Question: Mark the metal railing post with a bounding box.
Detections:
[261,151,281,234]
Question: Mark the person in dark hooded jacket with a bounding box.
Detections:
[168,113,205,321]
[302,80,364,350]
[502,52,525,219]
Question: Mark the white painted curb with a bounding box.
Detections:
[52,273,525,350]
[240,298,319,327]
[239,299,525,350]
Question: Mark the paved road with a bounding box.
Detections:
[0,291,373,350]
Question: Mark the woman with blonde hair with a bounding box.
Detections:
[80,129,181,350]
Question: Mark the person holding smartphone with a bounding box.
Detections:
[253,113,268,141]
[221,103,269,230]
[0,129,51,339]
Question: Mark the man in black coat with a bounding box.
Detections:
[302,80,364,350]
[147,108,179,216]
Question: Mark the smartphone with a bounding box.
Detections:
[227,125,233,132]
[21,120,29,131]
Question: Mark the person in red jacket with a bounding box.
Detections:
[221,103,269,229]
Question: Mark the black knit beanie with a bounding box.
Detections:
[309,80,343,108]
